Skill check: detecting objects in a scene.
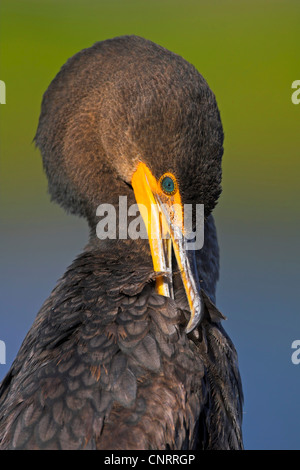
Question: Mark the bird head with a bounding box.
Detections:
[35,35,224,333]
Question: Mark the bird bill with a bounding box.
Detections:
[132,163,203,333]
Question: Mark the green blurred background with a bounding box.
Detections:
[0,0,299,449]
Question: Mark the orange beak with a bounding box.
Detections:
[131,162,203,333]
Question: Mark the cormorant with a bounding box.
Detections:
[0,35,243,450]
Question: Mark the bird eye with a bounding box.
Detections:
[159,174,177,196]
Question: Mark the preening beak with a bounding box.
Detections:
[131,163,203,333]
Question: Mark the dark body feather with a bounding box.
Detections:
[0,217,243,450]
[0,36,243,449]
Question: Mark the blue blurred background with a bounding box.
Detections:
[0,0,299,449]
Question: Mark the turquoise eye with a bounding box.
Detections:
[160,174,177,195]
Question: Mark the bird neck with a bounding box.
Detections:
[84,234,153,268]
